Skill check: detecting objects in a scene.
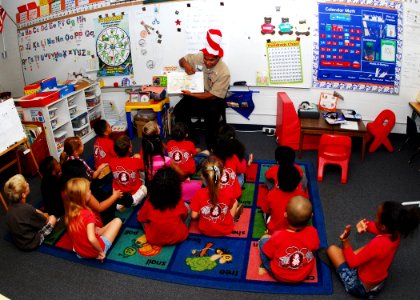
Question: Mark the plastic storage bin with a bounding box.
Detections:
[73,124,89,138]
[54,130,67,151]
[57,84,75,97]
[50,117,58,129]
[48,107,58,119]
[24,83,41,95]
[69,105,77,117]
[71,112,88,128]
[40,77,57,90]
[16,91,60,108]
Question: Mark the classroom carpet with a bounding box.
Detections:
[38,160,333,295]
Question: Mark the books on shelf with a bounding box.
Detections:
[323,112,346,125]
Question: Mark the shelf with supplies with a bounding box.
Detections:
[17,83,104,160]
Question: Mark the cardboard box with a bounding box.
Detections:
[50,0,64,13]
[64,0,76,10]
[16,5,28,24]
[27,2,39,20]
[39,4,50,17]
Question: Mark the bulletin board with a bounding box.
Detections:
[313,0,403,94]
[17,0,315,88]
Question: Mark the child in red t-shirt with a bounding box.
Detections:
[109,135,147,211]
[142,121,184,184]
[217,124,254,187]
[138,167,189,246]
[167,122,209,178]
[323,201,420,299]
[64,177,122,261]
[190,157,242,237]
[259,195,320,283]
[93,119,117,168]
[261,164,307,234]
[265,145,307,192]
[212,135,248,200]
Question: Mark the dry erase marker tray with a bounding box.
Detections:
[16,91,60,108]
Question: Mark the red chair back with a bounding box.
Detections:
[319,134,352,160]
[372,109,396,131]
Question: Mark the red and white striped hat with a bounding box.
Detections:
[201,29,224,58]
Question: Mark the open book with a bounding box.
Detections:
[166,72,204,94]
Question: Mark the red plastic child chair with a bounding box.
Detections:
[366,109,396,153]
[317,134,352,184]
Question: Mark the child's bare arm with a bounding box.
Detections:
[87,223,105,260]
[35,209,49,223]
[88,190,122,212]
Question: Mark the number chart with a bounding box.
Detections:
[266,40,303,84]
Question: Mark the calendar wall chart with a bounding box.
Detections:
[266,40,303,85]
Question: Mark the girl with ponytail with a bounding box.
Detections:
[190,157,241,236]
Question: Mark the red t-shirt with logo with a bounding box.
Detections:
[68,209,105,258]
[93,136,117,168]
[261,187,307,234]
[137,199,189,246]
[262,226,320,283]
[190,187,236,237]
[109,156,144,194]
[167,140,197,176]
[217,155,246,199]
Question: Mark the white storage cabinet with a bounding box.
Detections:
[21,83,104,160]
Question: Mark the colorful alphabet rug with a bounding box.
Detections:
[39,160,332,295]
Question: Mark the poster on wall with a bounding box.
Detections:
[266,40,303,84]
[313,0,402,94]
[95,12,133,77]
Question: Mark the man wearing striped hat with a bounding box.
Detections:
[174,29,231,150]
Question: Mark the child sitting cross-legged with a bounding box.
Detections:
[259,195,320,283]
[167,122,209,178]
[108,135,148,212]
[39,156,64,218]
[64,178,122,261]
[142,121,184,179]
[190,157,242,237]
[137,167,190,246]
[5,174,57,251]
[93,119,117,168]
[261,164,307,234]
[265,145,307,193]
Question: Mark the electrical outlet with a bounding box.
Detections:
[262,127,276,135]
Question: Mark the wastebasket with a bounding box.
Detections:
[133,109,156,137]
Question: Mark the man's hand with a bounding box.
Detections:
[179,57,195,75]
[181,90,193,96]
[184,64,196,75]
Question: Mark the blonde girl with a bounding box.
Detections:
[64,178,122,260]
[190,157,241,236]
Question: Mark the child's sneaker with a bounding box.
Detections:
[132,185,148,206]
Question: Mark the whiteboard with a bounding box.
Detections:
[0,99,27,154]
[17,0,315,88]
